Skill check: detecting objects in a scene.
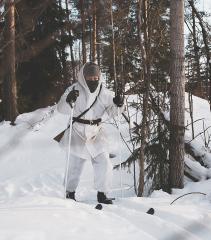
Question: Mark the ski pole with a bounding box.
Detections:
[64,104,74,199]
[117,107,123,198]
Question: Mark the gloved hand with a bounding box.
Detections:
[66,87,79,107]
[113,90,124,107]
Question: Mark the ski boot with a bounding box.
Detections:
[66,191,76,201]
[97,192,113,204]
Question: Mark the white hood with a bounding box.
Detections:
[77,63,102,98]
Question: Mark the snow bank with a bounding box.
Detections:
[0,93,211,239]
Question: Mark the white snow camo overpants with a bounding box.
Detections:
[66,152,113,193]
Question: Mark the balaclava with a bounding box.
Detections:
[83,63,100,93]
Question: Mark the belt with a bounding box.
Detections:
[73,117,101,125]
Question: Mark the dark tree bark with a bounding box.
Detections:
[169,0,185,189]
[59,0,68,81]
[2,0,18,124]
[110,0,117,91]
[92,0,97,63]
[191,8,201,81]
[65,0,76,83]
[137,0,151,197]
[88,13,92,62]
[79,0,87,64]
[96,6,101,66]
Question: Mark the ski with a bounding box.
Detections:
[95,204,103,210]
[95,204,155,215]
[146,208,155,215]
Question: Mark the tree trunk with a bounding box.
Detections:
[96,11,101,66]
[79,0,87,64]
[65,0,76,83]
[59,0,68,82]
[3,0,18,124]
[191,7,202,97]
[88,15,92,62]
[92,0,97,63]
[110,0,117,92]
[137,0,151,197]
[169,0,185,189]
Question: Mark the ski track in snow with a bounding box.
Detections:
[0,194,211,240]
[102,199,211,240]
[0,198,155,240]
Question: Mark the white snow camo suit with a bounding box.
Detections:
[57,63,124,192]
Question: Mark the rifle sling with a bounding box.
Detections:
[54,84,102,142]
[72,83,102,125]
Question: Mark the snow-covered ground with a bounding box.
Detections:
[0,94,211,240]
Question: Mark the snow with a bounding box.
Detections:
[0,93,211,239]
[185,156,211,180]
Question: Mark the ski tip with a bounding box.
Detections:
[95,204,103,210]
[146,208,155,215]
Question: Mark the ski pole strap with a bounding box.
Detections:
[73,117,101,125]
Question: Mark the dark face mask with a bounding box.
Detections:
[86,80,99,93]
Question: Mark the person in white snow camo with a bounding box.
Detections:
[57,62,125,204]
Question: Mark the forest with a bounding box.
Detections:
[0,0,211,208]
[1,0,211,239]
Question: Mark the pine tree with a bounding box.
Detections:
[16,0,71,112]
[169,0,185,189]
[2,0,18,123]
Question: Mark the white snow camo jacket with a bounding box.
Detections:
[57,63,125,159]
